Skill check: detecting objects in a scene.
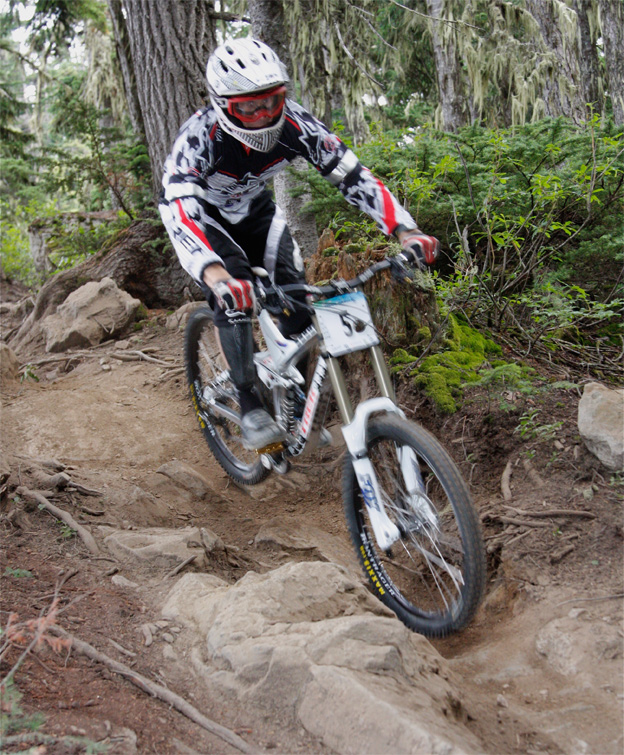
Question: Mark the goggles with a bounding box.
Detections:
[226,85,286,125]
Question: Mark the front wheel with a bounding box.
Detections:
[343,415,486,637]
[184,306,270,486]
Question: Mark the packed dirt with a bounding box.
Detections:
[1,302,622,754]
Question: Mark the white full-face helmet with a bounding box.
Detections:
[206,38,289,153]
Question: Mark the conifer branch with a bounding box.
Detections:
[386,0,484,31]
[333,22,384,89]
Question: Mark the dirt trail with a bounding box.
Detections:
[1,320,622,754]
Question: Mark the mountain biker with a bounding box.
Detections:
[159,38,440,452]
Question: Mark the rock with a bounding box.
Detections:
[0,343,20,385]
[156,460,219,501]
[162,562,480,754]
[104,526,206,570]
[578,383,624,471]
[254,519,362,577]
[166,301,205,330]
[42,277,141,352]
[536,615,623,677]
[112,575,139,589]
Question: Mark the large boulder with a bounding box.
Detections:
[578,383,624,471]
[162,561,482,754]
[41,277,141,352]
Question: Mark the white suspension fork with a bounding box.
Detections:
[341,398,405,551]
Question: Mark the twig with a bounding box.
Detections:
[522,458,545,488]
[107,637,137,657]
[556,593,624,607]
[49,627,261,754]
[333,22,383,88]
[67,481,104,497]
[111,350,174,366]
[56,568,79,591]
[501,460,513,501]
[550,545,575,564]
[496,515,552,529]
[387,0,483,29]
[503,505,596,520]
[78,504,105,516]
[164,555,197,579]
[504,528,532,547]
[17,486,99,555]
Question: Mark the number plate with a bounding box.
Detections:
[313,291,379,356]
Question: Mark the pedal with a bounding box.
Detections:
[255,440,285,455]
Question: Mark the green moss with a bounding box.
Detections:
[409,313,506,413]
[135,303,149,321]
[418,326,431,340]
[321,246,338,257]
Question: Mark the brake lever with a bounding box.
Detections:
[389,255,414,283]
[329,278,353,295]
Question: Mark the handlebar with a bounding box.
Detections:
[256,257,411,315]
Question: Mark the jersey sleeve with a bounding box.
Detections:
[283,101,416,236]
[160,111,224,282]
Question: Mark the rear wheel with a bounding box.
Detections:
[343,415,486,637]
[184,307,270,485]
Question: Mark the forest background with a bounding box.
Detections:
[1,0,623,404]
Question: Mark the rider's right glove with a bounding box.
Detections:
[399,230,440,270]
[212,278,256,313]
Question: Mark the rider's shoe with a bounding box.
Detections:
[241,408,285,451]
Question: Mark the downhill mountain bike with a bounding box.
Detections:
[184,254,486,637]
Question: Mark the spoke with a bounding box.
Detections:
[367,436,467,616]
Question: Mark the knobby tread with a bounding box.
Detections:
[343,414,486,637]
[184,307,270,486]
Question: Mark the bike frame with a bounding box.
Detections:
[249,291,426,552]
[201,276,436,553]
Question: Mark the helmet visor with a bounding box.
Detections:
[226,85,286,127]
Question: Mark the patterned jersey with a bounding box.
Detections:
[161,99,416,273]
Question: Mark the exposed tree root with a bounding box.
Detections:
[49,627,262,754]
[16,486,100,555]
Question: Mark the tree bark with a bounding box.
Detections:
[574,0,602,115]
[247,0,319,258]
[109,0,217,194]
[425,0,469,132]
[599,0,624,124]
[524,0,587,122]
[107,0,145,138]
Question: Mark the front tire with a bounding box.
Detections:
[343,415,485,637]
[184,306,270,486]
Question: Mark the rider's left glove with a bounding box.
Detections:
[212,278,256,313]
[400,231,440,270]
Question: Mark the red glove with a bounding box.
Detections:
[212,278,256,313]
[400,231,440,269]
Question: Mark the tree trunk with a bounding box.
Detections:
[524,0,587,122]
[574,0,602,115]
[107,0,145,138]
[109,0,217,195]
[426,0,469,132]
[247,0,319,258]
[599,0,624,124]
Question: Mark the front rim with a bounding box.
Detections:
[347,421,482,634]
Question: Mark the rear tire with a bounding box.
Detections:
[184,307,270,486]
[343,415,485,637]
